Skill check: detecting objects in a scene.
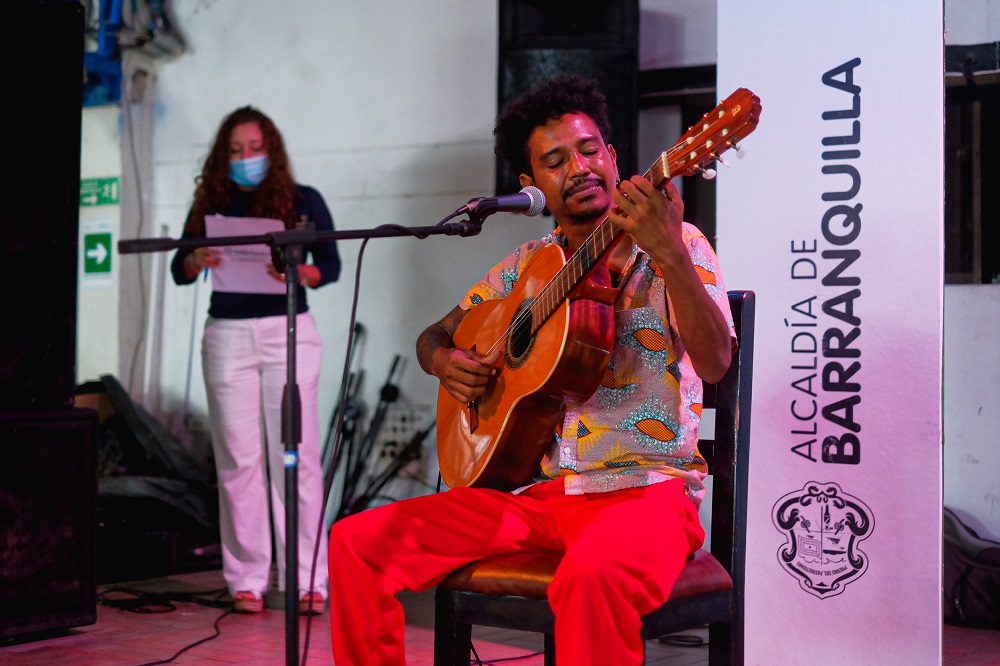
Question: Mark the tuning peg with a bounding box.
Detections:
[699,166,717,180]
[730,141,748,159]
[714,153,731,168]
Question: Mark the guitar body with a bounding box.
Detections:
[437,243,616,490]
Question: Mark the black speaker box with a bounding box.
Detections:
[497,0,639,195]
[0,0,85,410]
[0,408,99,640]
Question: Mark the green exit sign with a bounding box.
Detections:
[83,232,112,274]
[80,177,120,207]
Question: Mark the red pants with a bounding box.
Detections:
[327,477,704,666]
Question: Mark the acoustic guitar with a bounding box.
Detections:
[436,88,762,490]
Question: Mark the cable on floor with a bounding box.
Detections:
[134,608,232,666]
[98,587,230,613]
[98,587,233,665]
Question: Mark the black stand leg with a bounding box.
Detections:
[279,236,304,666]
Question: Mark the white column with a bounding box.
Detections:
[716,3,944,664]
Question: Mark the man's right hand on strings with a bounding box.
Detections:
[432,346,502,404]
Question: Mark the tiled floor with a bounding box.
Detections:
[0,568,997,665]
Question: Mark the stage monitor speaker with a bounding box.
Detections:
[0,0,85,410]
[0,408,99,640]
[496,0,639,196]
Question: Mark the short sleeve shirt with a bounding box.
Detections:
[460,223,735,506]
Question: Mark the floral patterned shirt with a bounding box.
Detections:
[459,223,735,506]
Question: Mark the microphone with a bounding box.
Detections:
[460,186,546,217]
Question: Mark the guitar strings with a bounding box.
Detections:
[479,214,618,360]
[480,166,651,360]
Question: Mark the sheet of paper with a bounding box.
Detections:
[204,215,286,294]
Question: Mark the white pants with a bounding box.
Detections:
[202,312,329,599]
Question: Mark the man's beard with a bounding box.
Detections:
[562,176,610,222]
[565,203,610,223]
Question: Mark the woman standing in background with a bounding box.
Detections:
[171,106,340,614]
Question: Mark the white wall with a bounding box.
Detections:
[945,0,1000,42]
[639,0,717,68]
[943,286,1000,539]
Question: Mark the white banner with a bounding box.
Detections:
[716,3,943,664]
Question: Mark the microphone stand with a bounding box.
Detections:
[118,211,489,666]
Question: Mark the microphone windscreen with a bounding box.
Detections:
[520,186,546,217]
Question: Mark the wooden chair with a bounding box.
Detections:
[433,290,755,666]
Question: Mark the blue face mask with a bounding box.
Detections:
[229,154,270,187]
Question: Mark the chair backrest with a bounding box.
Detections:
[700,289,754,654]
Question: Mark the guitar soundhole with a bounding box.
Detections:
[505,299,535,370]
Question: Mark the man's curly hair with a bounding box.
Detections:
[494,74,612,179]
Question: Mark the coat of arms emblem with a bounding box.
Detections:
[772,481,874,598]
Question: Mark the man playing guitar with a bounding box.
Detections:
[328,74,739,665]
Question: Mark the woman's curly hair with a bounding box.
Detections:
[493,74,612,179]
[185,106,298,234]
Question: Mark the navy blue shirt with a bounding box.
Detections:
[170,185,341,319]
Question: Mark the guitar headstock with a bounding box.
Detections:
[648,88,762,188]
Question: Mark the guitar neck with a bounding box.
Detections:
[523,86,761,338]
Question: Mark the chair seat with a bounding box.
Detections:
[439,548,732,601]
